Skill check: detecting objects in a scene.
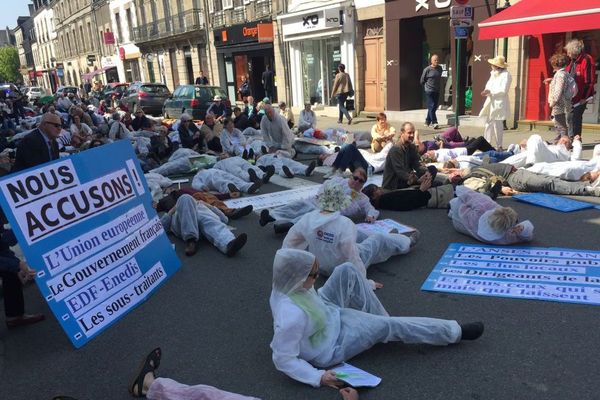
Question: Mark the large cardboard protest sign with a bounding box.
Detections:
[0,141,180,348]
[422,243,600,306]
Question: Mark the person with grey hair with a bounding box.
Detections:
[565,39,596,138]
[270,248,484,388]
[108,112,132,141]
[297,103,317,132]
[421,54,443,129]
[448,185,533,245]
[260,104,296,158]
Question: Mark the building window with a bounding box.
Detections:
[126,8,133,42]
[115,12,123,42]
[254,0,271,19]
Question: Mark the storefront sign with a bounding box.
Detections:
[415,0,452,13]
[101,56,117,69]
[281,7,344,38]
[215,20,273,47]
[104,31,115,45]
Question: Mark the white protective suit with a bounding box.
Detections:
[147,378,260,400]
[214,156,265,182]
[191,169,256,194]
[501,134,582,168]
[479,68,512,149]
[160,194,234,253]
[256,154,308,177]
[270,249,462,387]
[526,159,600,181]
[260,113,296,158]
[221,127,251,156]
[281,209,410,279]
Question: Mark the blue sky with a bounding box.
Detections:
[1,2,32,31]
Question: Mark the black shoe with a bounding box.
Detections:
[274,222,294,234]
[263,165,275,183]
[348,118,353,125]
[242,149,248,160]
[402,229,421,248]
[260,209,275,226]
[227,183,240,194]
[261,145,268,154]
[334,146,341,153]
[247,181,262,194]
[229,205,253,220]
[460,322,484,341]
[305,161,316,176]
[257,165,268,172]
[337,119,342,124]
[248,168,261,183]
[185,239,198,256]
[248,148,255,159]
[225,233,247,257]
[282,165,294,178]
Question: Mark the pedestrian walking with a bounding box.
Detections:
[547,53,572,140]
[479,55,512,150]
[565,39,596,138]
[420,54,443,129]
[331,64,354,125]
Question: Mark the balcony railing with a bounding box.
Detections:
[132,8,205,43]
[254,0,272,19]
[232,8,246,24]
[213,11,226,28]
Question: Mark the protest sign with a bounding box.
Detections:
[422,243,600,306]
[0,141,180,348]
[513,193,595,212]
[356,219,415,236]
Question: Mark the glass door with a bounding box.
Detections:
[324,38,341,106]
[301,40,323,105]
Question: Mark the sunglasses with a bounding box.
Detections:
[352,176,366,184]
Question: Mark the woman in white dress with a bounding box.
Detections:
[479,56,512,150]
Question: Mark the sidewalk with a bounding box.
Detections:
[314,114,600,159]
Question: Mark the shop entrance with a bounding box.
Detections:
[300,37,341,107]
[225,50,274,103]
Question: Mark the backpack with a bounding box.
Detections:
[564,71,578,99]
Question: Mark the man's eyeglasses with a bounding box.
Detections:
[352,176,366,184]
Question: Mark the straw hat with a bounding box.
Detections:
[487,56,508,69]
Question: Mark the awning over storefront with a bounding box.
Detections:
[478,0,600,40]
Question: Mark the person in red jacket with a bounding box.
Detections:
[565,39,596,138]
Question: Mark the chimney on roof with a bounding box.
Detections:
[28,4,34,15]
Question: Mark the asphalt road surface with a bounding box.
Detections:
[2,125,600,400]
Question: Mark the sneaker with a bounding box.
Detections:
[257,165,267,172]
[424,121,430,127]
[248,168,261,183]
[337,119,343,124]
[263,165,275,183]
[229,205,253,220]
[259,209,275,226]
[227,183,240,194]
[248,148,255,159]
[185,239,198,256]
[305,161,316,176]
[225,233,247,257]
[274,222,294,234]
[507,143,519,154]
[402,229,421,248]
[433,124,440,130]
[460,322,485,341]
[247,181,262,194]
[282,165,294,178]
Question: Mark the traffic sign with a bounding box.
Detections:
[454,26,469,39]
[451,5,474,20]
[450,19,473,27]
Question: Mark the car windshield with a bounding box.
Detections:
[141,85,169,95]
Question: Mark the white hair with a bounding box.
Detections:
[565,39,584,57]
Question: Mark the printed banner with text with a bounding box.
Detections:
[0,141,180,348]
[422,243,600,306]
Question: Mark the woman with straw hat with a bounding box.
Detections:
[479,55,512,150]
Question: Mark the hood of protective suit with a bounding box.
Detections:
[301,210,343,233]
[272,248,316,295]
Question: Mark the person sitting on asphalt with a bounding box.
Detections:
[132,109,155,131]
[260,104,296,158]
[297,103,317,133]
[214,155,275,185]
[279,101,295,129]
[382,121,437,190]
[206,96,227,122]
[192,167,262,195]
[233,106,250,130]
[448,186,534,245]
[220,117,253,158]
[149,126,175,162]
[177,113,201,149]
[159,193,247,257]
[256,153,316,179]
[108,112,133,141]
[199,113,224,154]
[370,112,396,153]
[270,248,484,388]
[260,168,378,234]
[281,181,415,287]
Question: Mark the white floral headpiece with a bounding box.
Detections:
[316,181,352,212]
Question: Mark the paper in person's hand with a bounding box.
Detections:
[332,363,381,387]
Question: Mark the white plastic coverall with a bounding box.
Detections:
[501,134,582,168]
[281,210,410,278]
[260,113,296,158]
[270,249,462,387]
[221,127,251,156]
[214,156,265,182]
[160,194,234,253]
[526,159,600,181]
[256,154,308,177]
[147,378,260,400]
[191,168,256,194]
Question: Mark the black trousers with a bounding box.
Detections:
[466,136,495,155]
[378,189,431,211]
[206,136,223,153]
[0,270,24,317]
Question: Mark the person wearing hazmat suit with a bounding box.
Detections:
[281,179,416,289]
[269,248,485,388]
[192,168,262,195]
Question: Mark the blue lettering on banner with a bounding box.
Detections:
[0,141,181,348]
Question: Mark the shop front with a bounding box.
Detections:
[279,1,355,110]
[213,21,275,103]
[385,0,495,119]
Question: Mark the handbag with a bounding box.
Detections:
[345,99,355,111]
[347,89,355,97]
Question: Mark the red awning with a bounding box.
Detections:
[479,0,600,40]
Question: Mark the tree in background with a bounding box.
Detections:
[0,46,20,83]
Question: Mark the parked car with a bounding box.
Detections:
[27,86,48,102]
[102,82,129,106]
[163,85,231,120]
[55,86,79,98]
[120,82,170,116]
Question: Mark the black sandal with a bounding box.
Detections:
[129,347,162,397]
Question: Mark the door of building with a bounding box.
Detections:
[364,36,384,112]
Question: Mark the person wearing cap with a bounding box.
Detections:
[298,103,317,133]
[448,185,533,245]
[479,55,512,150]
[206,95,227,122]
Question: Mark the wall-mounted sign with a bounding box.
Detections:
[281,6,344,38]
[214,21,273,47]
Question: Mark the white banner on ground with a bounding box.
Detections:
[224,185,320,211]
